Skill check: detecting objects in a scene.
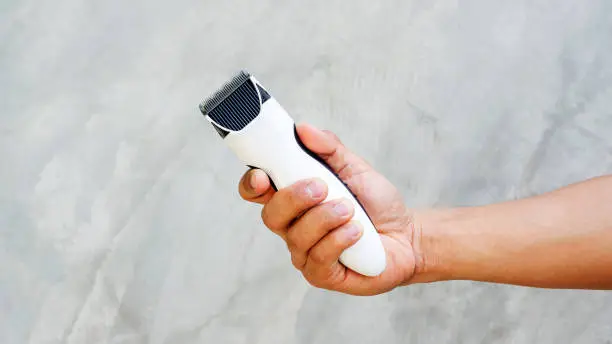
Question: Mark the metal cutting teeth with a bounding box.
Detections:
[199,70,251,115]
[199,70,262,132]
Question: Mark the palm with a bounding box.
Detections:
[338,167,416,295]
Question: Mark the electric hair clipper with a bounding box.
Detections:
[199,70,386,277]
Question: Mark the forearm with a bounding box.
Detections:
[415,175,612,289]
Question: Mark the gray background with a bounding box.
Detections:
[2,0,612,343]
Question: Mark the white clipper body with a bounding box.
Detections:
[200,71,386,277]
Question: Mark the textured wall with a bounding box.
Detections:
[2,1,612,343]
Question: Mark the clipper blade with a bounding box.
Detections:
[199,70,266,134]
[199,70,251,115]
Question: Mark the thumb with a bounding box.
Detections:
[296,123,372,181]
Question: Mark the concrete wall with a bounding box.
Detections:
[2,1,612,343]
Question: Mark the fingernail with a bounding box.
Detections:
[344,223,362,240]
[249,171,258,190]
[333,200,351,216]
[304,180,324,199]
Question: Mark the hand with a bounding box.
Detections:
[238,123,421,295]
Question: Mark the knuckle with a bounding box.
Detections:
[304,269,336,290]
[290,254,299,269]
[303,272,326,289]
[286,231,298,251]
[291,253,305,270]
[286,229,301,251]
[309,247,328,265]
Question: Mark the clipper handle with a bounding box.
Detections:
[224,98,387,277]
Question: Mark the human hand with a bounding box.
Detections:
[238,123,421,295]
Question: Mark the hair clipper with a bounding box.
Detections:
[199,70,386,277]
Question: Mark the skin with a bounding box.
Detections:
[238,123,612,296]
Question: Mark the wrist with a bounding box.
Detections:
[404,207,465,285]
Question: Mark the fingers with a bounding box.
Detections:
[302,222,364,288]
[239,169,275,204]
[296,123,371,180]
[287,198,355,270]
[261,178,328,238]
[239,123,368,204]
